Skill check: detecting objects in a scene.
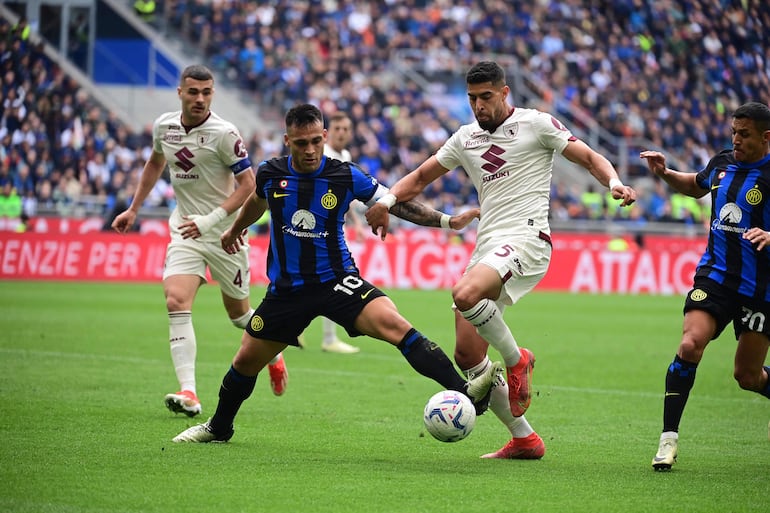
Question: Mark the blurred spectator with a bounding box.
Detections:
[134,0,157,24]
[0,182,22,230]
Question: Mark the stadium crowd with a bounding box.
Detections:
[2,1,769,231]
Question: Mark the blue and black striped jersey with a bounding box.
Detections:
[256,155,379,293]
[695,149,770,300]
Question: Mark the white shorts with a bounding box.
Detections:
[467,233,552,307]
[163,237,251,300]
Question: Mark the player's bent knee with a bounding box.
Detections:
[734,369,762,391]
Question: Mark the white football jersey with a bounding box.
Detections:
[435,107,572,254]
[152,110,252,242]
[324,145,352,162]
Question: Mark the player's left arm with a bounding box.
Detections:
[216,130,256,215]
[562,139,637,207]
[225,167,256,213]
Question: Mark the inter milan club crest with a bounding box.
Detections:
[197,133,210,146]
[503,122,519,139]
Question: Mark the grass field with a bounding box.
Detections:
[0,281,767,513]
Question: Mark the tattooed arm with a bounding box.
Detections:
[391,200,478,229]
[364,183,479,239]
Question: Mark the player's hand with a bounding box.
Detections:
[221,228,247,254]
[611,185,637,207]
[111,210,136,233]
[179,216,202,239]
[640,151,667,178]
[366,203,391,241]
[180,207,227,239]
[743,227,770,251]
[449,208,480,230]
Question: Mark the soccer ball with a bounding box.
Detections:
[423,390,476,442]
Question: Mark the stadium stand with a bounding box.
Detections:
[151,0,767,227]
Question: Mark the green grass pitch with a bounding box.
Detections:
[0,281,766,513]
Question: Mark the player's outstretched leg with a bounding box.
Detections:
[172,365,256,443]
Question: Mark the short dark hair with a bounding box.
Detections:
[733,102,770,133]
[285,103,324,129]
[466,61,506,86]
[180,64,214,85]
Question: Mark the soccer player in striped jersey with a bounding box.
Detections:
[642,101,770,471]
[296,110,364,354]
[367,61,637,459]
[172,103,496,443]
[111,64,288,417]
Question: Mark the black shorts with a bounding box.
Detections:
[245,275,386,346]
[684,276,770,340]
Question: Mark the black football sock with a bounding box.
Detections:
[397,328,465,391]
[209,365,257,434]
[662,355,698,433]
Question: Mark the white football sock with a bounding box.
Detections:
[462,357,533,438]
[459,299,521,366]
[661,431,678,441]
[231,308,254,329]
[168,311,196,393]
[489,377,534,438]
[322,317,338,345]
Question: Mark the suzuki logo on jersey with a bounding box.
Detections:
[481,144,509,182]
[284,209,329,239]
[173,147,199,178]
[711,202,746,234]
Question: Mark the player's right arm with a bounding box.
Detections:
[640,150,707,198]
[111,150,167,233]
[221,191,267,254]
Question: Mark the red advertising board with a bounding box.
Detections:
[0,218,707,295]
